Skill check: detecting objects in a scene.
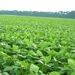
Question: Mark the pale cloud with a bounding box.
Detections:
[0,0,75,12]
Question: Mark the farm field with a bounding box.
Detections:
[0,15,75,75]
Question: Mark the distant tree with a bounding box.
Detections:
[0,10,75,19]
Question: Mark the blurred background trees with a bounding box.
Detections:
[0,10,75,18]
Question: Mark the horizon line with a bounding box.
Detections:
[0,9,75,12]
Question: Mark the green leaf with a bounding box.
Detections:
[3,66,13,71]
[67,70,73,75]
[37,50,43,57]
[48,63,54,67]
[13,45,18,51]
[45,55,51,64]
[71,72,75,75]
[15,69,21,75]
[30,64,39,73]
[51,41,56,47]
[2,72,9,75]
[47,50,57,56]
[17,61,28,67]
[32,43,37,48]
[71,50,75,53]
[0,52,10,58]
[49,71,60,75]
[61,41,66,45]
[58,49,65,57]
[68,59,75,68]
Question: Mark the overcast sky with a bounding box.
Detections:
[0,0,75,12]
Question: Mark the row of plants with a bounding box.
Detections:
[0,15,75,75]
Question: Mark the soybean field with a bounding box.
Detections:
[0,15,75,75]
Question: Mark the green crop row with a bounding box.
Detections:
[0,15,75,75]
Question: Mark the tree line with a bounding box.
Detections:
[0,10,75,18]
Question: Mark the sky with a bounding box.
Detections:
[0,0,75,12]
